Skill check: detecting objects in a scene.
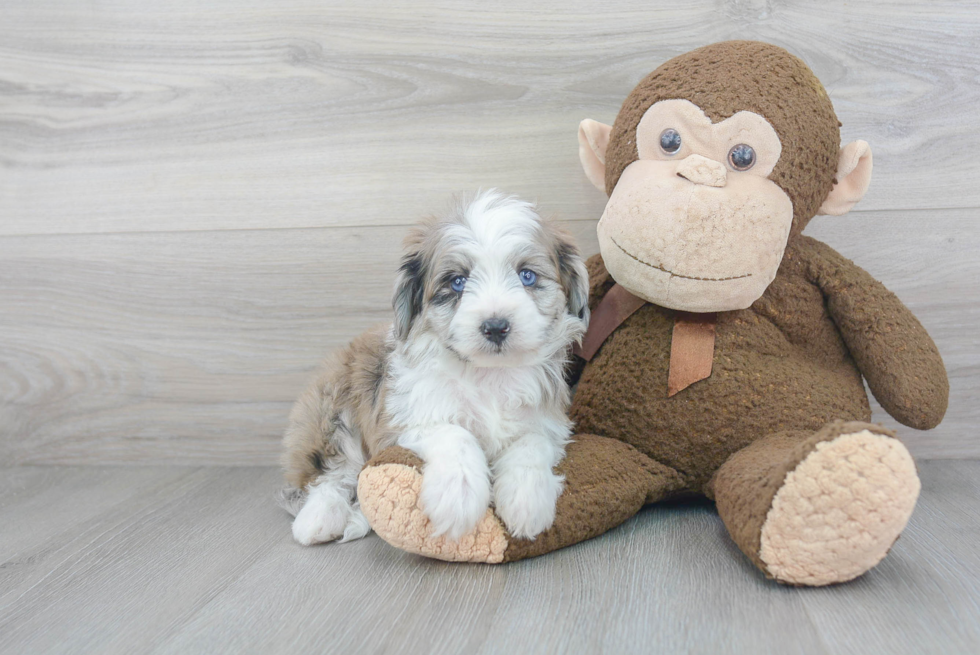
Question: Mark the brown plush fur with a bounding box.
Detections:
[501,434,685,562]
[569,238,947,493]
[604,40,841,237]
[709,420,898,578]
[360,434,686,563]
[356,41,949,583]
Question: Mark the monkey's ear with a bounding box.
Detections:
[818,140,873,216]
[578,119,612,192]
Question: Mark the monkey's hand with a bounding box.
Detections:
[803,236,949,430]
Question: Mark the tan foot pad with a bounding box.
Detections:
[358,463,509,563]
[760,429,920,586]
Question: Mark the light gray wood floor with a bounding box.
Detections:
[1,460,977,655]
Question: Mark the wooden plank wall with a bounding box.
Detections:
[2,0,978,464]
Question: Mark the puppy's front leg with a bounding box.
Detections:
[398,425,491,540]
[492,434,565,540]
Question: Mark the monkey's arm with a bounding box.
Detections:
[566,253,616,385]
[801,236,949,430]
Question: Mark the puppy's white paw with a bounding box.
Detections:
[494,468,563,540]
[339,502,372,543]
[420,459,491,540]
[292,485,370,546]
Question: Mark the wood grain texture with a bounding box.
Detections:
[0,468,287,653]
[798,461,980,655]
[1,212,976,464]
[1,0,978,463]
[0,462,977,654]
[1,0,979,236]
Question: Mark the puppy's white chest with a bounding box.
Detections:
[389,361,535,451]
[457,383,526,450]
[443,368,530,447]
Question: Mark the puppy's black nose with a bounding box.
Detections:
[480,317,510,345]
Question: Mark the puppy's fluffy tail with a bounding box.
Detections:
[280,326,388,518]
[280,357,350,491]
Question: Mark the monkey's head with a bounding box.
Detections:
[579,41,873,312]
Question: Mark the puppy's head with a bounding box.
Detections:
[393,190,589,367]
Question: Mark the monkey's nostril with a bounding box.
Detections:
[480,317,510,346]
[676,154,727,187]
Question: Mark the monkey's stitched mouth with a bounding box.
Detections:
[609,236,752,282]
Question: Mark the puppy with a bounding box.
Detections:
[279,190,589,546]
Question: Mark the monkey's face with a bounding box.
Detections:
[596,100,793,312]
[581,42,872,313]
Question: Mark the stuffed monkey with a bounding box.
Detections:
[356,41,949,586]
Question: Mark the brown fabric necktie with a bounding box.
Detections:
[572,284,647,361]
[667,312,717,397]
[573,283,717,397]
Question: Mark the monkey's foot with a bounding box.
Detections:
[759,425,920,586]
[357,448,509,563]
[359,435,683,563]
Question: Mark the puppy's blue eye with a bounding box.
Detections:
[519,269,537,286]
[450,276,466,293]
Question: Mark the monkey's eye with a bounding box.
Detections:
[518,269,537,287]
[450,276,467,293]
[659,128,682,154]
[728,144,756,171]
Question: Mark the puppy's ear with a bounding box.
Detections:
[392,231,429,341]
[551,227,590,324]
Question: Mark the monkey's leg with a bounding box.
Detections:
[709,420,920,586]
[357,434,686,563]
